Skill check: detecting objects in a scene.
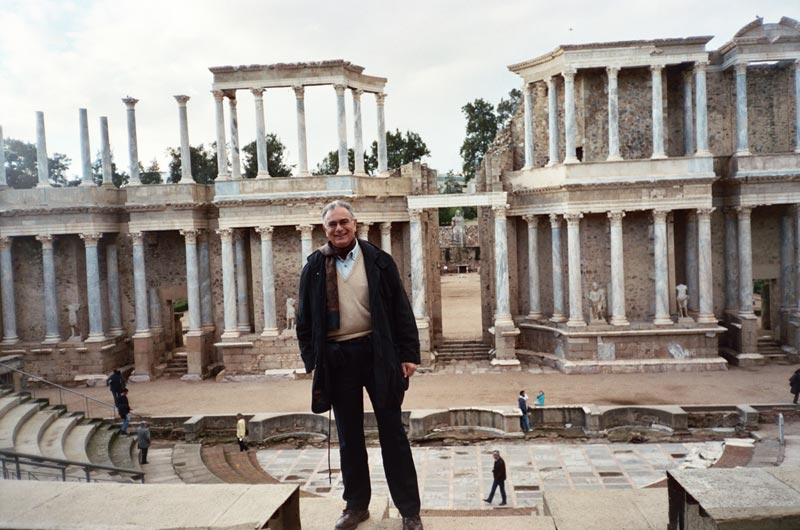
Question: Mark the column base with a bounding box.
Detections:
[101,181,116,188]
[255,172,272,179]
[109,327,125,337]
[606,154,623,162]
[494,313,515,328]
[260,328,279,338]
[221,329,241,340]
[151,326,164,334]
[738,311,757,320]
[550,313,567,323]
[563,157,580,165]
[526,311,544,321]
[653,316,674,326]
[566,318,587,327]
[127,180,143,186]
[521,165,533,171]
[336,170,351,176]
[353,171,369,177]
[79,180,93,187]
[237,324,252,332]
[650,153,667,160]
[216,174,232,182]
[545,161,558,167]
[202,323,216,333]
[610,316,630,326]
[416,317,431,365]
[85,333,107,343]
[695,150,712,157]
[1,336,19,345]
[295,171,311,178]
[36,182,50,188]
[42,335,61,344]
[697,313,717,324]
[132,330,153,339]
[735,149,751,157]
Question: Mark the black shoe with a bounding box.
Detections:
[499,501,507,506]
[402,515,424,530]
[334,509,369,530]
[483,498,491,503]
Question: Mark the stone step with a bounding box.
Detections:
[0,401,44,449]
[202,444,247,483]
[543,489,666,530]
[224,446,275,483]
[40,414,80,461]
[86,423,116,468]
[108,429,139,472]
[0,395,22,420]
[14,407,63,456]
[201,444,273,484]
[172,442,223,484]
[62,422,100,463]
[143,446,183,484]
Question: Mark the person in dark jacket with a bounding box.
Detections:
[136,421,151,464]
[297,200,423,530]
[484,450,507,505]
[790,368,800,404]
[518,390,530,433]
[115,389,132,434]
[106,369,125,399]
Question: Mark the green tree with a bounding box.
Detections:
[3,138,74,188]
[242,134,292,178]
[367,129,430,172]
[91,150,129,187]
[459,98,497,183]
[140,159,162,184]
[496,88,522,128]
[312,148,367,175]
[440,170,463,194]
[167,144,218,184]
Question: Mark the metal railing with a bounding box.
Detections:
[0,362,116,419]
[0,449,144,483]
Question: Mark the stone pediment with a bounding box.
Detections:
[733,16,800,41]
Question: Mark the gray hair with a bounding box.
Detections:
[321,200,356,222]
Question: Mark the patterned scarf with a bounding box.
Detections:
[318,239,357,330]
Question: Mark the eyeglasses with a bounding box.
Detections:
[324,219,352,229]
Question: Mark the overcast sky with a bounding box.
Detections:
[0,0,795,178]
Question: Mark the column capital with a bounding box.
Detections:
[292,85,305,99]
[255,226,274,240]
[375,92,387,105]
[549,213,561,227]
[35,234,54,249]
[735,205,753,218]
[380,221,392,236]
[545,76,557,88]
[211,90,225,102]
[0,236,11,251]
[562,67,576,79]
[523,214,538,226]
[653,209,670,222]
[227,93,238,106]
[492,204,509,218]
[180,229,199,244]
[216,228,234,242]
[607,210,626,223]
[352,88,364,100]
[409,208,423,221]
[129,231,145,245]
[174,95,190,106]
[697,207,715,220]
[79,233,102,247]
[250,87,265,98]
[122,97,138,109]
[333,84,347,96]
[606,66,620,78]
[734,63,748,75]
[296,224,314,238]
[650,64,664,73]
[693,61,709,74]
[564,212,583,224]
[357,222,371,239]
[233,228,245,241]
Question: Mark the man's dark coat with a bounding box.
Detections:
[297,239,420,413]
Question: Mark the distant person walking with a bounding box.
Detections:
[236,413,247,452]
[137,421,151,465]
[116,389,132,434]
[790,369,800,405]
[483,450,507,506]
[518,390,530,433]
[106,369,125,399]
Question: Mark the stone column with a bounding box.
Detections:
[174,95,192,182]
[380,222,392,256]
[334,84,349,175]
[682,71,694,156]
[149,287,162,333]
[563,69,579,164]
[607,67,622,161]
[297,225,314,268]
[181,230,202,333]
[357,222,371,241]
[293,86,309,176]
[724,208,739,312]
[735,63,750,155]
[549,214,566,322]
[99,117,113,187]
[234,230,250,332]
[0,125,6,187]
[228,94,242,180]
[106,238,123,335]
[795,60,800,153]
[218,229,239,339]
[685,211,699,313]
[212,90,229,180]
[651,65,666,159]
[78,108,93,186]
[653,210,672,325]
[122,98,141,185]
[694,62,710,155]
[524,215,542,320]
[608,212,629,326]
[36,235,60,343]
[546,77,559,166]
[35,111,49,187]
[80,233,105,341]
[737,206,755,318]
[409,209,427,320]
[523,83,534,169]
[376,93,388,173]
[781,213,795,312]
[565,213,585,327]
[0,237,18,344]
[251,88,270,178]
[198,231,214,330]
[492,205,513,326]
[352,89,366,175]
[697,208,716,324]
[130,232,150,337]
[256,227,278,337]
[795,205,800,312]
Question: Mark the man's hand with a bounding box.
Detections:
[401,362,417,378]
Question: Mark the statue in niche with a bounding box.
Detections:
[676,284,690,319]
[285,298,296,331]
[451,209,465,247]
[67,303,81,339]
[588,281,607,323]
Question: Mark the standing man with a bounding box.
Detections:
[297,200,423,530]
[136,421,150,465]
[518,390,530,433]
[484,450,507,506]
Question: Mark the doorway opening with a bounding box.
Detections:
[438,206,482,340]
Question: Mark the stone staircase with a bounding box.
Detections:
[434,339,492,371]
[163,351,188,377]
[757,336,797,364]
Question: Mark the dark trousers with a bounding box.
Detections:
[487,480,506,503]
[138,446,148,464]
[237,437,247,452]
[793,392,798,404]
[328,338,421,517]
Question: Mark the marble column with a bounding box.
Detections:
[0,125,6,187]
[293,86,309,176]
[781,212,795,328]
[174,95,192,182]
[198,231,214,330]
[297,225,314,267]
[334,84,349,175]
[35,111,49,187]
[228,94,242,180]
[565,213,585,327]
[352,89,366,175]
[653,210,672,325]
[651,65,666,159]
[524,215,542,320]
[734,63,750,155]
[251,88,270,178]
[682,71,694,156]
[181,230,201,333]
[380,222,392,256]
[697,208,716,324]
[256,227,278,337]
[607,67,622,161]
[376,93,388,173]
[608,212,629,326]
[795,205,800,312]
[795,61,800,153]
[695,62,710,155]
[546,77,559,166]
[685,211,699,313]
[106,238,123,335]
[409,209,427,320]
[492,205,513,326]
[563,69,578,164]
[0,237,18,344]
[724,208,739,312]
[357,222,371,242]
[99,117,114,187]
[130,232,150,336]
[122,98,141,185]
[234,230,250,332]
[218,229,239,339]
[36,235,60,343]
[549,214,566,322]
[149,286,162,333]
[78,108,92,186]
[737,206,755,318]
[80,233,105,341]
[212,90,229,180]
[523,83,534,169]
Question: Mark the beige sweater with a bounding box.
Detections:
[327,250,372,342]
